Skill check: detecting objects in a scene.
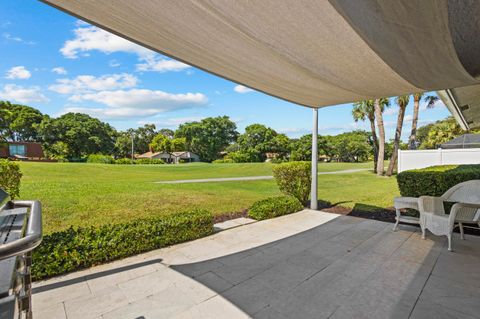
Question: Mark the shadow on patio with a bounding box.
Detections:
[171,215,480,319]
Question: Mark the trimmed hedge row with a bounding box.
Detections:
[248,195,303,220]
[32,209,213,280]
[86,155,165,165]
[397,164,480,197]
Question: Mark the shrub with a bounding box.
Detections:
[135,158,165,164]
[115,158,134,164]
[0,159,22,199]
[212,159,234,163]
[248,195,303,220]
[272,161,311,203]
[86,154,114,164]
[32,209,214,280]
[397,164,480,197]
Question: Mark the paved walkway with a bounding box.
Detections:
[155,168,369,184]
[32,210,480,318]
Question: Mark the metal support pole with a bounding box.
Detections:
[311,108,318,210]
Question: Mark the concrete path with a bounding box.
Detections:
[32,210,480,319]
[154,168,369,184]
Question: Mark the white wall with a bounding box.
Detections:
[398,148,480,172]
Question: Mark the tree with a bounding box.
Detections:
[408,93,439,149]
[132,124,157,154]
[417,117,480,149]
[114,132,134,158]
[150,133,172,152]
[237,124,278,161]
[158,128,175,139]
[175,116,238,162]
[171,137,186,151]
[373,98,390,175]
[0,101,44,141]
[352,100,378,172]
[386,95,410,176]
[37,113,116,159]
[290,134,331,161]
[329,131,372,162]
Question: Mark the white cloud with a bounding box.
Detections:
[0,84,49,103]
[136,56,190,73]
[64,89,208,119]
[49,73,138,94]
[234,85,254,94]
[383,107,398,116]
[61,26,151,59]
[51,67,67,75]
[5,66,31,79]
[2,32,35,45]
[109,60,120,67]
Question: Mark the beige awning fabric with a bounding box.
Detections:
[42,0,480,109]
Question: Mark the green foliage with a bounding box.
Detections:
[150,133,172,152]
[171,137,186,152]
[114,158,134,164]
[272,161,311,203]
[329,131,372,162]
[135,158,165,165]
[417,117,480,149]
[0,159,22,199]
[397,165,480,197]
[32,209,213,280]
[37,112,116,159]
[212,158,235,163]
[176,116,238,162]
[86,154,115,164]
[0,101,44,141]
[226,150,262,163]
[248,195,303,220]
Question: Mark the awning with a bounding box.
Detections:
[42,1,480,110]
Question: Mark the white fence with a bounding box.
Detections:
[397,148,480,173]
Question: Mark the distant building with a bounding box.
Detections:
[136,151,200,164]
[0,142,45,160]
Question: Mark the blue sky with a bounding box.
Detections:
[0,1,451,140]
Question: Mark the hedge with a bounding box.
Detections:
[0,159,22,199]
[397,164,480,197]
[86,154,115,164]
[32,209,213,280]
[272,161,311,203]
[248,195,303,220]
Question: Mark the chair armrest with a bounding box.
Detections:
[418,196,445,215]
[450,202,480,223]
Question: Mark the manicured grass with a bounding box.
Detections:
[18,161,397,233]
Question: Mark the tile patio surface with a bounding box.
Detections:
[32,210,480,319]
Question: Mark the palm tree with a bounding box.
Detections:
[352,100,378,172]
[408,93,439,149]
[373,98,390,176]
[386,95,410,176]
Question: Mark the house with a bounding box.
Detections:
[0,141,44,160]
[136,151,200,164]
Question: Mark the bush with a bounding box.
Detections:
[248,195,303,220]
[272,161,311,203]
[135,158,165,164]
[32,209,214,280]
[212,159,234,163]
[115,158,134,164]
[397,164,480,197]
[86,154,114,164]
[0,159,22,199]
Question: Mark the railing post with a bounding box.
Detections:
[311,108,318,210]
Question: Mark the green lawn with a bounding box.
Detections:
[18,161,399,234]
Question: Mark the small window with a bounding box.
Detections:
[9,144,26,156]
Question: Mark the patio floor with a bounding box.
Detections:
[32,210,480,319]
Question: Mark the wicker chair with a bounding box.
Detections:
[418,180,480,251]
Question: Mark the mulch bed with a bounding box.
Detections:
[213,209,248,224]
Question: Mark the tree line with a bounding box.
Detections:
[1,99,473,165]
